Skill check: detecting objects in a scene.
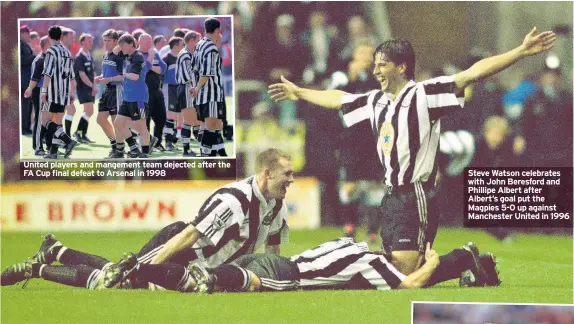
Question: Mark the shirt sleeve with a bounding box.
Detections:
[340,90,378,128]
[420,75,465,120]
[200,49,218,77]
[31,57,44,82]
[43,52,55,77]
[267,204,289,245]
[114,55,125,73]
[192,197,245,246]
[69,58,76,80]
[155,52,166,74]
[74,55,87,74]
[128,54,144,75]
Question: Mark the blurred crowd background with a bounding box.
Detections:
[413,303,574,324]
[2,2,572,234]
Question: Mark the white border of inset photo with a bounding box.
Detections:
[412,301,574,324]
[18,15,235,161]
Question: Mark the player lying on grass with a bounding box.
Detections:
[2,149,293,289]
[2,237,500,292]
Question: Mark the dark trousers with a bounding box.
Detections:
[145,87,166,144]
[31,87,44,150]
[21,74,32,133]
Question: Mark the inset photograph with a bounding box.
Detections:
[19,15,234,159]
[413,302,574,324]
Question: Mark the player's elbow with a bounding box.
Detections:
[397,279,422,290]
[454,70,477,91]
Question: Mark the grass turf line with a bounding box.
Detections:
[1,227,572,324]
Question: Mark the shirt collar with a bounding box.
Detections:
[251,175,274,209]
[384,80,416,102]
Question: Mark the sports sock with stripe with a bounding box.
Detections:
[56,247,111,269]
[424,248,473,287]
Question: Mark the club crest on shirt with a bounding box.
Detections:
[262,211,274,225]
[379,121,395,156]
[212,213,226,231]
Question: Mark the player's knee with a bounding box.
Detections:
[391,251,423,275]
[96,114,107,125]
[205,118,220,130]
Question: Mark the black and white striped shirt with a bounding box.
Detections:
[340,76,465,187]
[192,37,224,105]
[189,175,289,268]
[292,237,406,290]
[175,48,195,85]
[43,43,75,105]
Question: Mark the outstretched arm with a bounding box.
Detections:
[268,76,346,109]
[454,27,556,92]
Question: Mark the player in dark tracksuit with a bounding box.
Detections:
[139,34,167,151]
[73,33,97,144]
[95,29,125,158]
[161,37,184,151]
[24,36,50,156]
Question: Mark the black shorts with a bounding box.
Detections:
[77,86,95,104]
[163,84,180,113]
[232,254,300,292]
[136,222,198,266]
[379,182,439,254]
[98,85,120,116]
[177,83,195,111]
[196,101,225,122]
[128,221,199,289]
[118,101,148,121]
[41,101,66,114]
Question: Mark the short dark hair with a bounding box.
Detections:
[204,17,221,34]
[153,35,165,46]
[48,25,62,40]
[102,29,118,40]
[30,31,39,40]
[173,28,186,38]
[132,28,145,41]
[184,31,200,44]
[116,30,127,38]
[79,33,93,44]
[169,36,183,49]
[118,34,136,47]
[374,38,416,80]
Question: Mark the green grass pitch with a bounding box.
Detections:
[20,97,235,160]
[1,227,572,324]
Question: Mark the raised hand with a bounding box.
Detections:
[521,27,556,56]
[268,76,299,102]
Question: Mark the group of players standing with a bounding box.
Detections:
[24,17,228,159]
